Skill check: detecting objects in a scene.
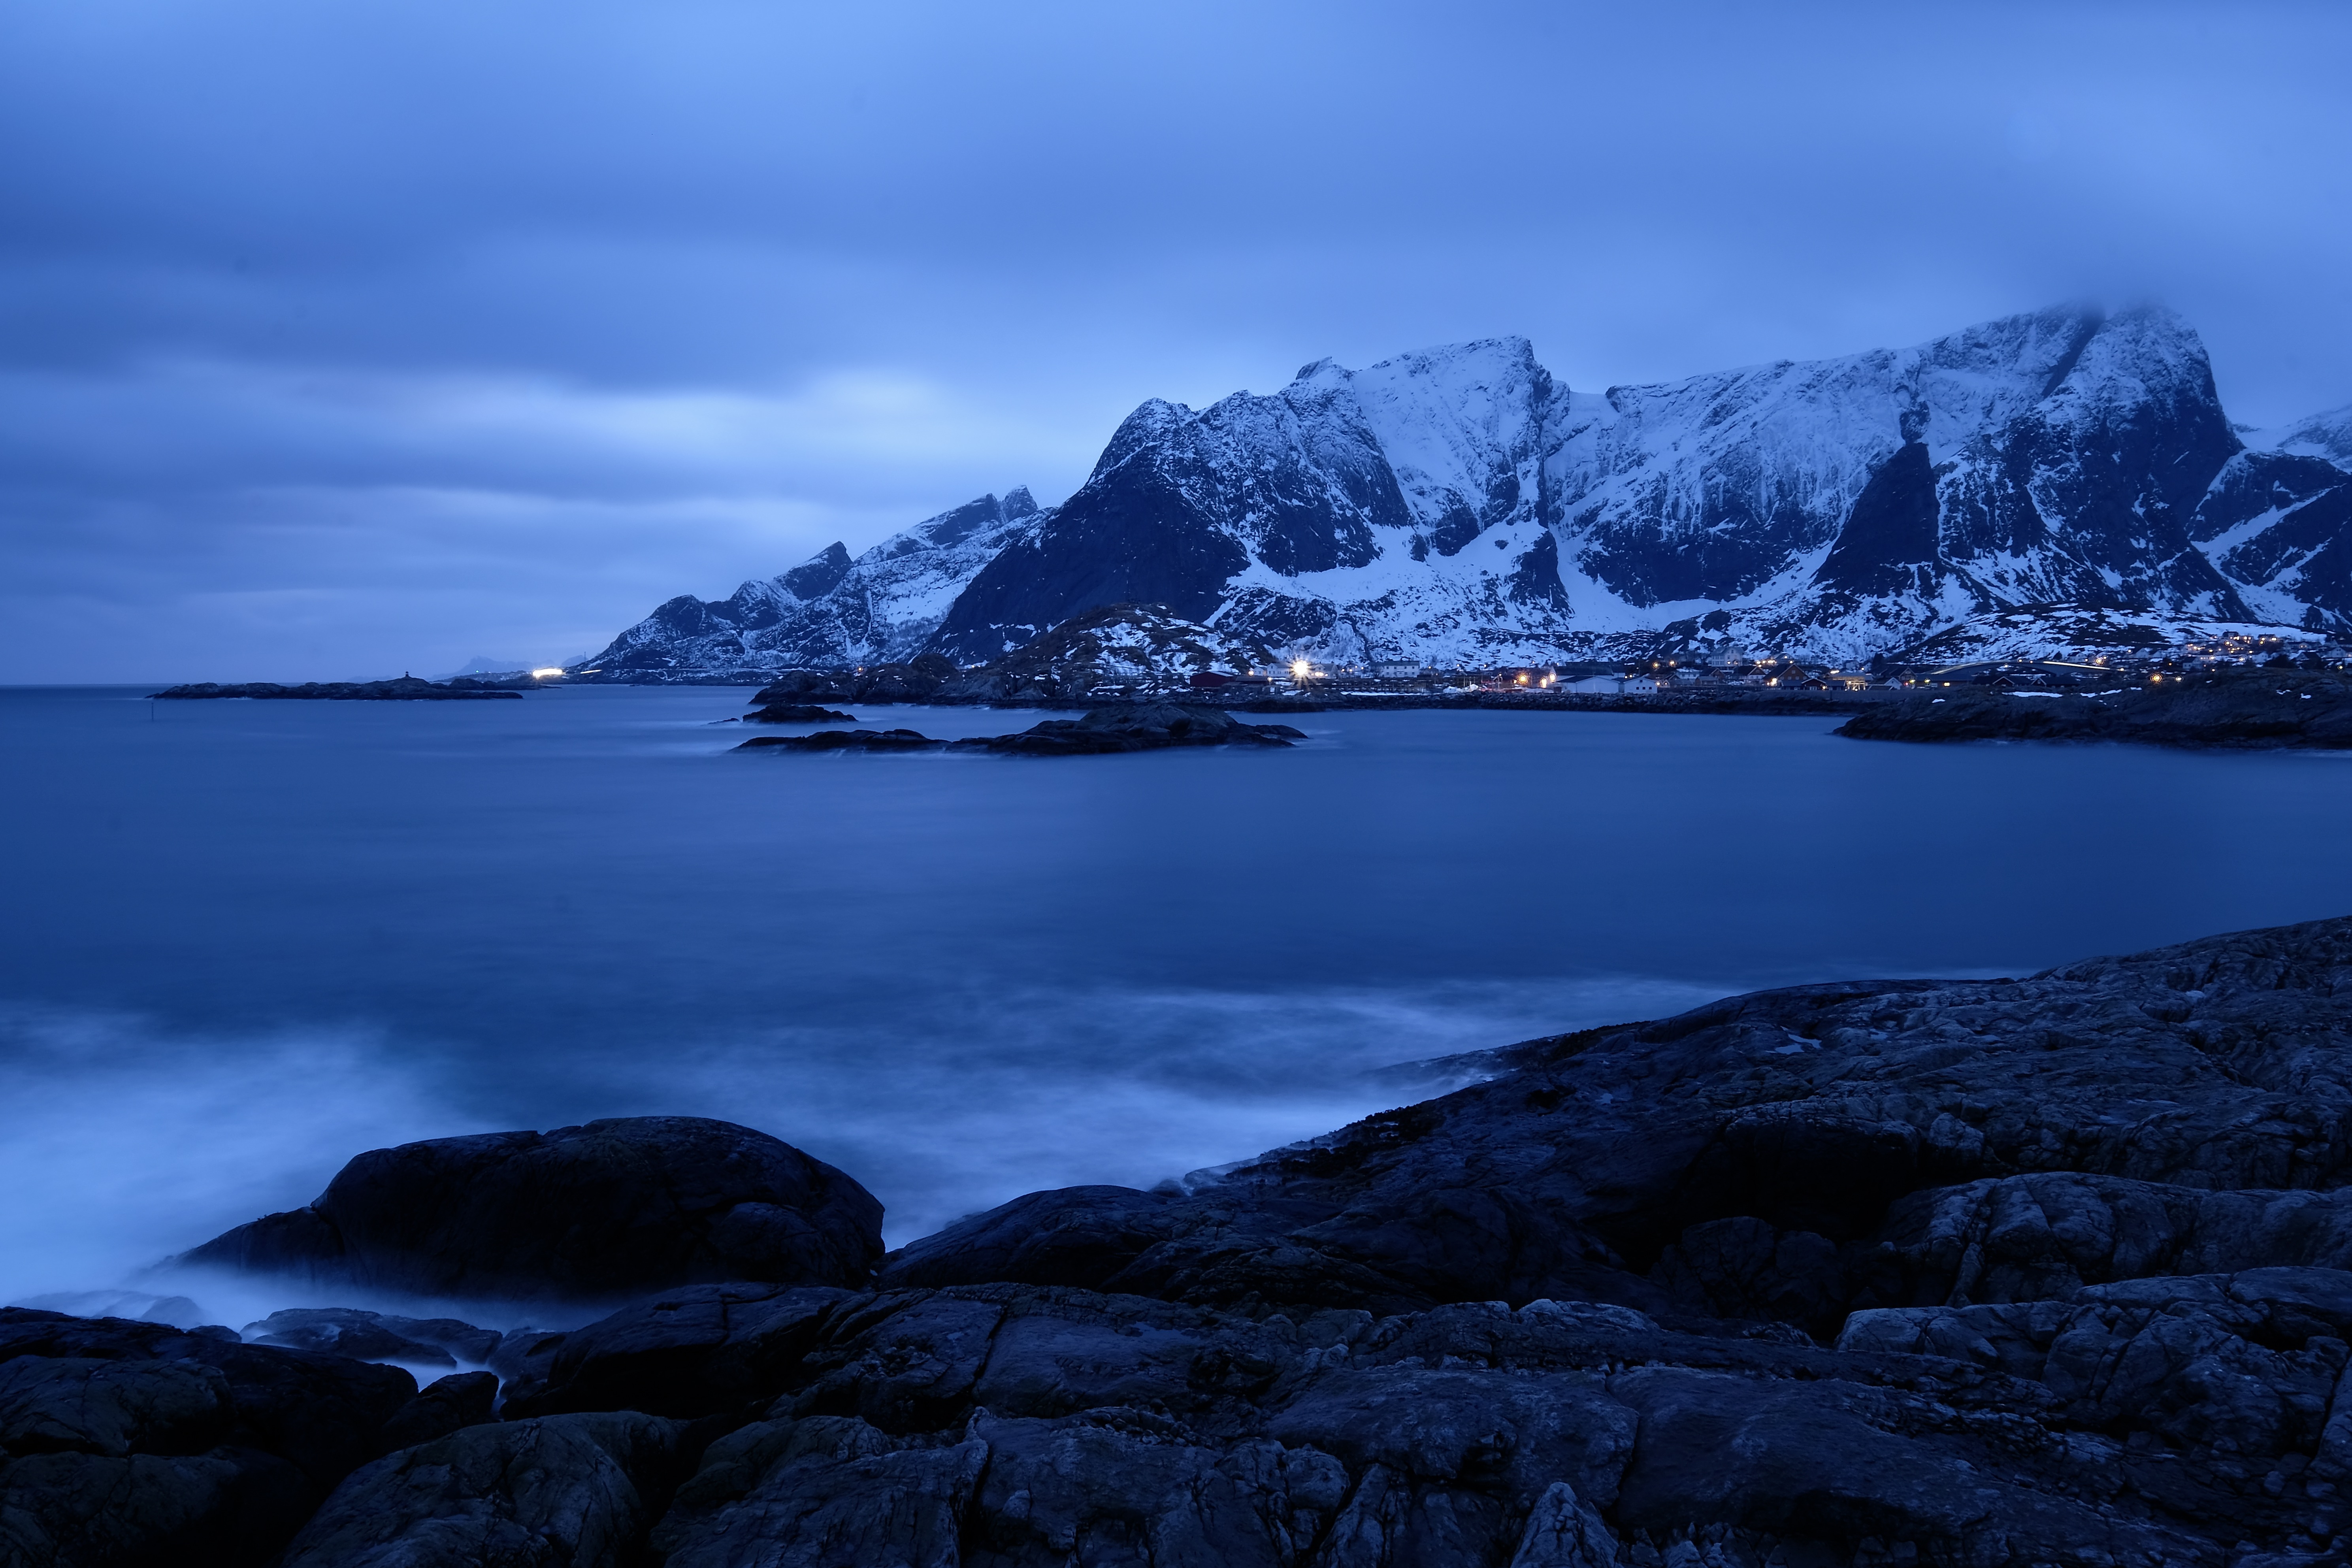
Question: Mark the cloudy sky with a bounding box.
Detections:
[4,0,2347,681]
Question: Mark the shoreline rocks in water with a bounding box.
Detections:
[21,915,2352,1563]
[178,1116,884,1302]
[149,677,524,701]
[735,703,1304,756]
[740,702,858,724]
[1838,668,2352,749]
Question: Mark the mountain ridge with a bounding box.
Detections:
[578,307,2352,679]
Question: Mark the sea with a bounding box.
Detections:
[4,683,2347,1326]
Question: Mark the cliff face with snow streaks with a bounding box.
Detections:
[581,307,2352,677]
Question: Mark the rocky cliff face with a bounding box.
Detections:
[580,488,1042,679]
[582,310,2352,677]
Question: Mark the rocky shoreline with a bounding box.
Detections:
[1838,670,2352,750]
[13,916,2352,1563]
[735,703,1305,756]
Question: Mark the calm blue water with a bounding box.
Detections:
[3,684,2348,1318]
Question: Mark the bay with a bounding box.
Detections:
[2,684,2344,1314]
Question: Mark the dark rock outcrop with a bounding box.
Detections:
[1839,669,2352,748]
[736,727,948,753]
[374,1372,499,1455]
[0,1308,417,1565]
[149,677,522,700]
[735,704,1303,757]
[739,703,857,724]
[879,1185,1184,1292]
[277,1412,684,1568]
[242,1307,504,1368]
[501,1283,849,1420]
[893,916,2352,1325]
[180,1116,884,1302]
[952,703,1303,755]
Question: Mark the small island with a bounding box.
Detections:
[150,677,524,701]
[735,703,1304,755]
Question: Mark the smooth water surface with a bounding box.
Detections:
[3,685,2346,1314]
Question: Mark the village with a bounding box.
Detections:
[1184,627,2352,703]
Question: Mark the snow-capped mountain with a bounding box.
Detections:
[581,308,2352,677]
[581,489,1040,678]
[932,339,1570,664]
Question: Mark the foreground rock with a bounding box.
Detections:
[277,1411,684,1568]
[149,677,522,701]
[0,1308,417,1565]
[26,915,2352,1563]
[181,1116,884,1302]
[890,916,2352,1325]
[1839,668,2352,748]
[736,703,1304,756]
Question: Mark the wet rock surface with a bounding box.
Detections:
[1839,669,2352,748]
[278,1411,684,1568]
[22,916,2352,1562]
[0,1307,418,1566]
[180,1116,885,1301]
[735,703,1303,756]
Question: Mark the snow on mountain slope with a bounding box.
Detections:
[1554,304,2256,660]
[2255,403,2352,467]
[2189,448,2352,634]
[933,339,1579,665]
[579,489,1042,678]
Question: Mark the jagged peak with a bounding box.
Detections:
[2251,401,2352,466]
[1091,398,1193,480]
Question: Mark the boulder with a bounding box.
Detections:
[0,1307,417,1565]
[243,1306,505,1368]
[179,1116,885,1302]
[375,1371,499,1454]
[739,703,857,724]
[501,1283,849,1419]
[877,1184,1182,1291]
[278,1411,683,1568]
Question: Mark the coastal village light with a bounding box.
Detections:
[531,667,564,678]
[1291,660,1312,682]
